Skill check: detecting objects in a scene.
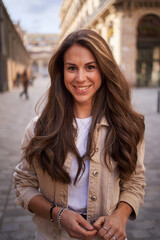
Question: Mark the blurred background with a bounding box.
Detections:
[0,0,160,90]
[0,0,160,240]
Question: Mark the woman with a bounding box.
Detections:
[14,29,146,240]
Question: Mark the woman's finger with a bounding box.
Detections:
[93,216,105,230]
[75,215,97,239]
[77,215,95,231]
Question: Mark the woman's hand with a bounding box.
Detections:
[60,209,97,240]
[93,202,132,240]
[93,213,126,240]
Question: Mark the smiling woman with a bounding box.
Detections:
[13,29,146,240]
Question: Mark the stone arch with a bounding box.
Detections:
[136,13,160,86]
[134,9,160,33]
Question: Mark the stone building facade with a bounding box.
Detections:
[24,34,59,78]
[0,0,30,92]
[59,0,160,87]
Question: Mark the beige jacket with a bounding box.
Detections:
[13,116,146,240]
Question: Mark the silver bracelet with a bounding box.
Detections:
[57,207,67,230]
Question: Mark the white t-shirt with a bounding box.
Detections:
[35,117,92,240]
[68,116,92,213]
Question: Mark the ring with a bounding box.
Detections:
[107,231,112,236]
[103,226,108,231]
[112,236,116,240]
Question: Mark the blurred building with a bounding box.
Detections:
[0,0,30,92]
[59,0,160,87]
[14,21,25,42]
[24,34,59,78]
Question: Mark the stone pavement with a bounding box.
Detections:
[126,88,160,240]
[0,78,49,240]
[0,78,160,240]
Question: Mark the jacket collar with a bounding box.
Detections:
[98,116,109,127]
[73,116,109,128]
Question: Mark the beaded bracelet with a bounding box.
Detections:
[57,207,67,230]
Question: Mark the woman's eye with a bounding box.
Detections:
[87,65,95,70]
[68,66,76,71]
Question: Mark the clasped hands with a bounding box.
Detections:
[60,209,127,240]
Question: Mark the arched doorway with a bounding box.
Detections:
[136,14,160,87]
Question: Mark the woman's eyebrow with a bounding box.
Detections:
[85,61,97,65]
[65,63,76,66]
[65,61,97,66]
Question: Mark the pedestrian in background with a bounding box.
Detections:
[14,72,21,87]
[19,69,29,99]
[14,29,146,240]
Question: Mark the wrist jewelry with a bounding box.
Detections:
[57,207,67,230]
[50,204,57,222]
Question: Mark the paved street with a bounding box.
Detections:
[0,78,160,240]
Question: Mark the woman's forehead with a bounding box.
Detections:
[64,44,96,63]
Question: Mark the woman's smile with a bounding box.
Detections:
[73,84,92,92]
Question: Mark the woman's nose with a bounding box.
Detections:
[76,69,86,82]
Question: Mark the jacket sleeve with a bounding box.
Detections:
[119,139,146,220]
[13,116,42,210]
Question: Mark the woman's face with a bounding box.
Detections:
[63,44,102,114]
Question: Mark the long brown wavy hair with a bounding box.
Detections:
[24,29,145,184]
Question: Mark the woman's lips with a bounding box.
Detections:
[73,85,91,91]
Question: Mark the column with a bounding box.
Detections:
[120,15,137,86]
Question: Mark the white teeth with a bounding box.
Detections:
[75,86,89,90]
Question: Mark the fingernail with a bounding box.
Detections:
[89,226,93,230]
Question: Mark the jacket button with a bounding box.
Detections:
[91,195,97,201]
[95,148,98,152]
[93,171,98,176]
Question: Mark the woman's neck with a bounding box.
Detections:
[74,103,92,119]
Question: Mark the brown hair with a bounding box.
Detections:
[24,29,145,183]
